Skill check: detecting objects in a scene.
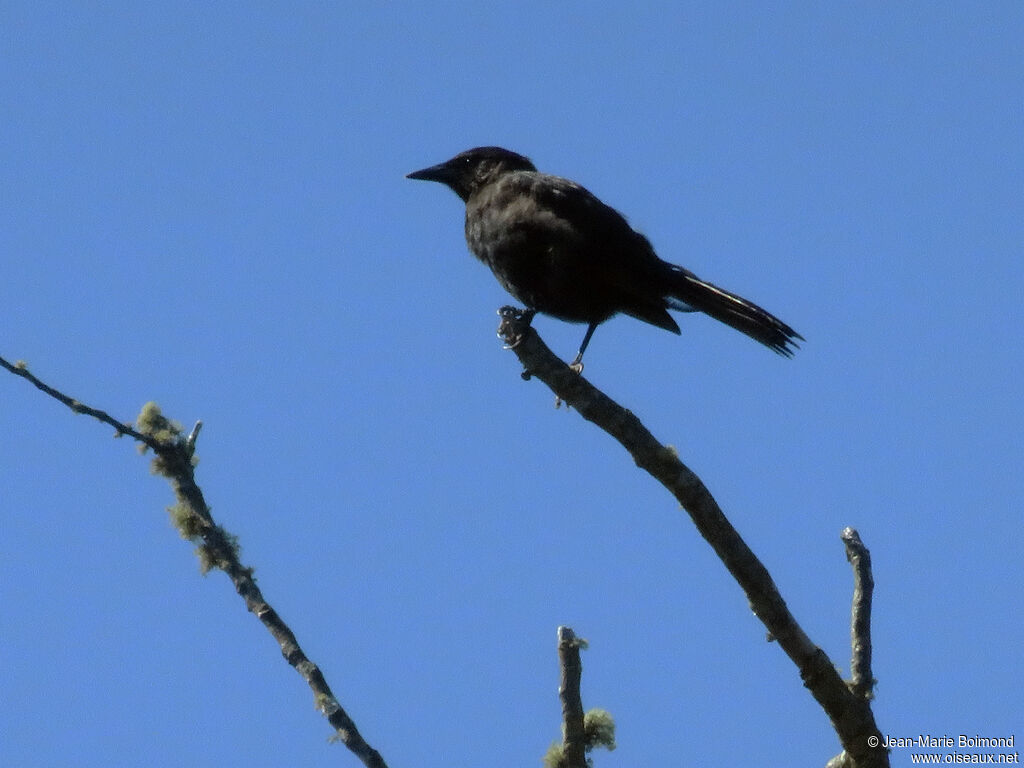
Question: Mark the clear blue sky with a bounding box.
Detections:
[2,3,1021,766]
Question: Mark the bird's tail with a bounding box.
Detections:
[665,266,803,356]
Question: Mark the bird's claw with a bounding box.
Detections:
[497,306,536,350]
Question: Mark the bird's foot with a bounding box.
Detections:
[568,351,585,375]
[497,306,538,380]
[497,306,536,350]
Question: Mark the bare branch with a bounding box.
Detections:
[841,528,876,698]
[496,312,889,768]
[3,356,387,768]
[558,626,588,768]
[185,419,203,457]
[1,355,156,446]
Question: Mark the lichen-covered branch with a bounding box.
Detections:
[544,627,615,768]
[2,355,387,768]
[557,627,587,768]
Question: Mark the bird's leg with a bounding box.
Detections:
[569,322,598,374]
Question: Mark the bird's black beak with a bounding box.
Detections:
[406,161,452,183]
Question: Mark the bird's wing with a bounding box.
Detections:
[519,173,680,303]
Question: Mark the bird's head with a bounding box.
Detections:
[406,147,536,201]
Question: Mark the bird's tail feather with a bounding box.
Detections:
[667,267,803,356]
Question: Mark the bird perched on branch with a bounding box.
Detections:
[407,146,802,368]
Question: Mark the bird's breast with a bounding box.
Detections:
[462,191,620,323]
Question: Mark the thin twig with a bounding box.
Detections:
[496,312,889,768]
[2,355,387,768]
[841,528,875,699]
[0,355,156,446]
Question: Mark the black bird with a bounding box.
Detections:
[407,146,802,367]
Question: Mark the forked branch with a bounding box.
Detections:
[497,311,888,768]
